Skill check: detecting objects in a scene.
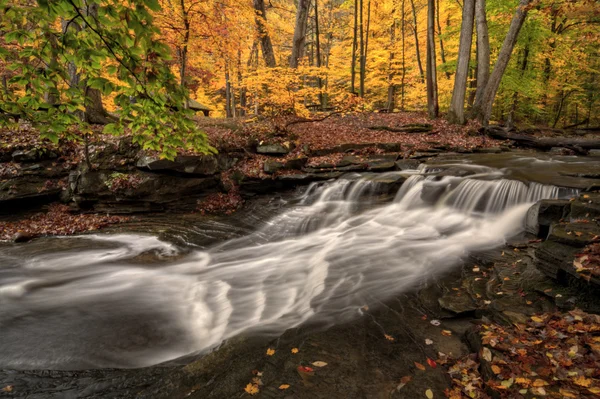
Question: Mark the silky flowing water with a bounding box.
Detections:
[0,154,588,370]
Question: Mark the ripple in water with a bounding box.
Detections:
[0,168,578,369]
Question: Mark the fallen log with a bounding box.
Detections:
[483,126,600,155]
[369,123,433,133]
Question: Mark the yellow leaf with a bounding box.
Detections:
[244,383,259,395]
[559,388,578,398]
[311,361,328,367]
[533,379,548,387]
[279,384,290,390]
[531,316,544,323]
[291,348,299,354]
[573,375,592,387]
[441,330,452,336]
[491,365,501,374]
[425,388,434,399]
[266,348,275,356]
[588,387,600,394]
[481,347,492,362]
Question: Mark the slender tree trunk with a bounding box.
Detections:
[409,0,425,84]
[387,14,396,112]
[315,0,324,109]
[474,0,533,125]
[351,0,358,94]
[447,0,475,124]
[290,0,310,68]
[360,0,371,98]
[426,0,439,118]
[435,0,449,78]
[1,75,8,96]
[179,0,190,90]
[473,0,490,108]
[401,0,406,110]
[253,0,277,67]
[225,69,232,118]
[359,0,365,97]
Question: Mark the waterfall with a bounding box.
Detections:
[0,164,578,370]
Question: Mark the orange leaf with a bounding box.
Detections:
[415,362,426,371]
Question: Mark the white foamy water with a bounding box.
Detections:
[0,167,577,369]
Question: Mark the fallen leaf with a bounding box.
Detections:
[573,375,592,387]
[384,334,395,341]
[425,338,433,345]
[244,383,259,395]
[531,316,544,323]
[427,358,437,368]
[396,376,412,391]
[2,386,13,393]
[532,379,548,387]
[425,388,434,399]
[291,348,299,354]
[415,362,426,371]
[559,388,578,398]
[441,330,452,336]
[311,361,328,367]
[278,384,290,390]
[430,319,441,326]
[266,348,275,356]
[297,366,314,373]
[482,347,492,362]
[491,365,501,374]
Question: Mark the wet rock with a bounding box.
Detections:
[473,147,502,154]
[395,159,421,170]
[368,161,396,172]
[309,142,402,156]
[12,149,40,163]
[284,156,308,170]
[13,232,37,243]
[547,222,599,248]
[367,174,407,195]
[526,199,571,237]
[571,192,600,220]
[264,160,285,174]
[589,149,600,157]
[535,240,580,281]
[136,154,221,176]
[438,294,477,315]
[0,177,62,214]
[256,143,291,155]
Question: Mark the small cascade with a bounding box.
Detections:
[0,160,580,370]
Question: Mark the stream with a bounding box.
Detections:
[0,152,596,372]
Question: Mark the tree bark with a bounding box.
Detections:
[387,14,396,112]
[253,0,277,67]
[359,0,365,97]
[435,0,450,78]
[360,0,371,98]
[315,0,324,109]
[447,0,475,125]
[426,0,439,118]
[351,0,358,94]
[473,0,490,108]
[473,0,532,125]
[400,0,406,110]
[409,0,425,83]
[290,0,311,68]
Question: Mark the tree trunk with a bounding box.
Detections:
[360,0,371,98]
[225,69,232,118]
[253,0,277,67]
[409,0,425,83]
[359,0,365,97]
[290,0,310,68]
[447,0,475,125]
[351,0,358,94]
[315,0,324,109]
[435,0,449,78]
[426,0,439,118]
[387,14,396,112]
[473,0,490,108]
[507,45,529,128]
[401,0,406,110]
[473,0,532,125]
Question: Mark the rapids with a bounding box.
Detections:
[0,161,579,370]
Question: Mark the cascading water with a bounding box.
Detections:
[0,164,578,370]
